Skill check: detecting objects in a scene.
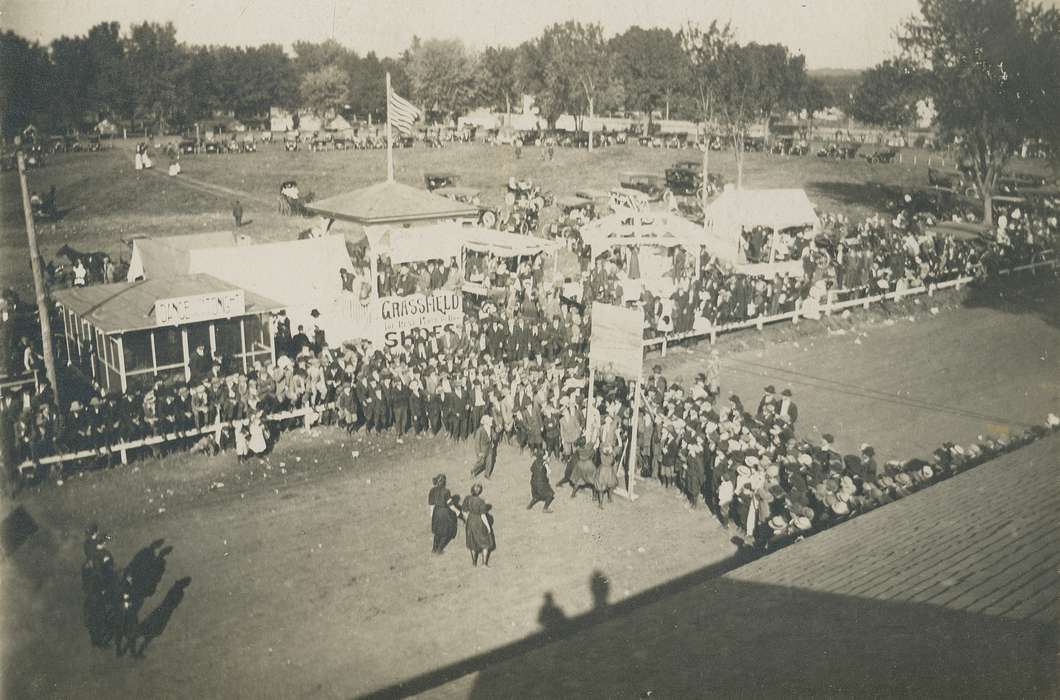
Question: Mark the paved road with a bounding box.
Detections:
[432,433,1059,699]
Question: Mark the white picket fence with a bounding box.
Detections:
[644,256,1056,355]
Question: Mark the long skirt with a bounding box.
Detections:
[465,514,493,552]
[431,505,457,546]
[572,458,597,487]
[594,462,619,491]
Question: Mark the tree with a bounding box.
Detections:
[514,39,562,128]
[715,41,806,188]
[349,51,388,122]
[681,21,735,205]
[611,27,687,122]
[0,32,54,137]
[536,22,613,149]
[124,22,186,132]
[405,38,477,122]
[477,45,519,120]
[85,22,133,121]
[849,59,924,129]
[901,0,1060,222]
[299,65,350,117]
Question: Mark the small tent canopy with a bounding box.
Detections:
[580,212,708,258]
[463,228,562,257]
[365,222,561,264]
[325,114,352,131]
[188,236,350,334]
[365,223,469,265]
[307,180,479,226]
[706,188,820,235]
[127,231,237,282]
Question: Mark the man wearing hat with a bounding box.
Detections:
[470,414,497,479]
[776,389,798,425]
[756,386,776,418]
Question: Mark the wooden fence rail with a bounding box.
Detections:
[644,257,1056,356]
[17,403,336,475]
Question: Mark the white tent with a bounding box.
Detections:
[127,231,237,282]
[580,212,708,259]
[703,188,820,271]
[188,236,351,337]
[705,188,820,237]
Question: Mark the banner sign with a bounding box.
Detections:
[589,302,643,380]
[378,291,463,346]
[155,289,246,326]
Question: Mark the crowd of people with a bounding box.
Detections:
[1,185,1057,562]
[579,195,1056,336]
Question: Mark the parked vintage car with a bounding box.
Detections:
[619,171,667,200]
[178,138,198,154]
[434,185,499,228]
[664,160,725,198]
[424,172,459,191]
[863,148,898,164]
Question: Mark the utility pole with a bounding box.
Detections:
[16,151,60,406]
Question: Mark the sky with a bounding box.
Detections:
[1,0,921,70]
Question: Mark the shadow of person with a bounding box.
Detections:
[590,570,610,612]
[537,592,568,635]
[144,546,173,598]
[124,539,167,609]
[130,576,191,658]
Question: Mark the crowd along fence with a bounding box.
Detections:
[15,255,1057,474]
[644,256,1056,356]
[17,403,334,477]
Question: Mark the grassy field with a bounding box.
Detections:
[2,140,956,296]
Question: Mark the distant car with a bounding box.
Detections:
[178,138,197,154]
[424,173,459,191]
[863,148,897,164]
[665,161,725,198]
[619,172,667,200]
[435,186,499,228]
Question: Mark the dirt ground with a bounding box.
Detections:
[2,276,1056,699]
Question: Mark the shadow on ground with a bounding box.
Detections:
[363,540,1054,699]
[963,273,1060,331]
[463,573,1055,700]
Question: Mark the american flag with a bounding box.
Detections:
[388,87,422,136]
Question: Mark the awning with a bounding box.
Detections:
[580,212,709,258]
[705,188,820,234]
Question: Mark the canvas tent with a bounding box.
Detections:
[127,231,237,282]
[580,212,708,259]
[703,188,820,273]
[705,188,820,239]
[188,236,351,338]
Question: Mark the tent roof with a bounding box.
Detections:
[188,236,350,311]
[53,274,283,335]
[366,222,561,264]
[581,212,708,257]
[307,180,479,224]
[127,231,237,281]
[706,188,820,233]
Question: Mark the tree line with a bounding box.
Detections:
[0,19,840,138]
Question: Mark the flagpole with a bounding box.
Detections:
[385,72,394,182]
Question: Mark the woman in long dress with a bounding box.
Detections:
[462,483,494,567]
[247,413,269,455]
[569,437,600,502]
[594,416,620,508]
[428,474,459,554]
